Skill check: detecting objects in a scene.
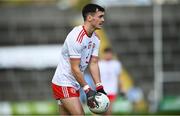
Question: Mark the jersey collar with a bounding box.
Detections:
[82,25,91,37]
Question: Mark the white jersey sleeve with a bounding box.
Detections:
[67,33,83,59]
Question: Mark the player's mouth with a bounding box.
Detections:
[99,23,103,26]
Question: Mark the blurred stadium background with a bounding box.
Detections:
[0,0,180,115]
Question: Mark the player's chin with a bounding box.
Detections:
[96,25,103,29]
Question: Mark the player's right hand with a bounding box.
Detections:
[86,89,98,108]
[83,85,98,108]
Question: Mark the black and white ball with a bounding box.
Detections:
[88,92,110,114]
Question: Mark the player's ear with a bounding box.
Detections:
[87,15,93,22]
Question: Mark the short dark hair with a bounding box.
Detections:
[82,4,105,21]
[104,47,113,53]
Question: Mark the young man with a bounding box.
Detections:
[51,4,106,115]
[98,47,122,114]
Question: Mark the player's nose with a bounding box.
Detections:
[102,17,104,22]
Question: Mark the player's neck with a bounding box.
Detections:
[83,23,95,37]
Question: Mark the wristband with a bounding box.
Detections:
[96,82,102,87]
[83,85,90,91]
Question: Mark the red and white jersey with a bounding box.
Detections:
[52,25,100,90]
[99,60,122,95]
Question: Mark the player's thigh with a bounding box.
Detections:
[61,97,84,115]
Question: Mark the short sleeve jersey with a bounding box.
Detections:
[98,60,122,95]
[52,25,100,90]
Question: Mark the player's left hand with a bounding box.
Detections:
[96,83,107,95]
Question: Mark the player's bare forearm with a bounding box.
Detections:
[70,58,87,87]
[89,56,101,84]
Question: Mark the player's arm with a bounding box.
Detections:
[89,56,106,95]
[70,58,87,87]
[88,56,101,84]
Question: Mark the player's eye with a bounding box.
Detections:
[99,15,104,18]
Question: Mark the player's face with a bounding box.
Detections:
[91,10,105,29]
[104,52,113,60]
